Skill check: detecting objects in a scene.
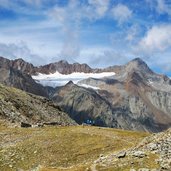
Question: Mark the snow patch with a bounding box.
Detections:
[32,71,115,87]
[78,84,100,90]
[148,79,153,85]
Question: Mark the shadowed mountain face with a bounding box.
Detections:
[0,57,47,97]
[0,56,171,132]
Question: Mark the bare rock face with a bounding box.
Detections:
[51,58,171,132]
[36,60,93,74]
[0,57,36,74]
[12,58,36,74]
[0,57,47,97]
[52,82,119,128]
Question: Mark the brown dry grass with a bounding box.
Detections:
[0,124,152,171]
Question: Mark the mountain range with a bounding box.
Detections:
[0,56,171,132]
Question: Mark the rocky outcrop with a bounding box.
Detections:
[90,128,171,170]
[0,84,76,126]
[135,128,171,170]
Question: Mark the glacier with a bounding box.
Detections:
[32,71,115,88]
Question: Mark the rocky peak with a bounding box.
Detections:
[57,60,69,65]
[0,57,36,74]
[12,58,35,74]
[0,56,11,68]
[125,58,153,74]
[66,80,74,86]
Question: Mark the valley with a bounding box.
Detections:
[1,1,171,170]
[0,57,171,170]
[0,57,171,132]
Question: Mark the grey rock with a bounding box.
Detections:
[148,143,158,151]
[117,151,126,158]
[132,151,146,158]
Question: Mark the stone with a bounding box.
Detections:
[148,143,158,151]
[117,151,126,158]
[132,151,146,158]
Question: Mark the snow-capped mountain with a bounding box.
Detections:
[0,56,171,132]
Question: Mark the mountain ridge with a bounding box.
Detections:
[0,56,171,132]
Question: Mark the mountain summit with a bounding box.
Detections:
[0,56,171,132]
[125,58,153,74]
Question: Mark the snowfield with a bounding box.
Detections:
[77,83,100,90]
[32,72,115,88]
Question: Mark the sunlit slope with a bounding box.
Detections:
[0,124,158,171]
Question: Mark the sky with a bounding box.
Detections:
[0,0,171,75]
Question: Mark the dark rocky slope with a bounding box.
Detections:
[0,84,76,126]
[0,57,47,97]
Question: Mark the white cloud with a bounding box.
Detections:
[0,42,45,65]
[126,24,141,42]
[156,0,171,15]
[88,0,110,18]
[48,0,111,59]
[49,6,68,28]
[145,0,171,15]
[49,0,81,58]
[78,47,129,68]
[137,24,171,55]
[111,4,132,24]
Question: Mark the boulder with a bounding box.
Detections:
[117,151,126,158]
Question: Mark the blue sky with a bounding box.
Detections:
[0,0,171,75]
